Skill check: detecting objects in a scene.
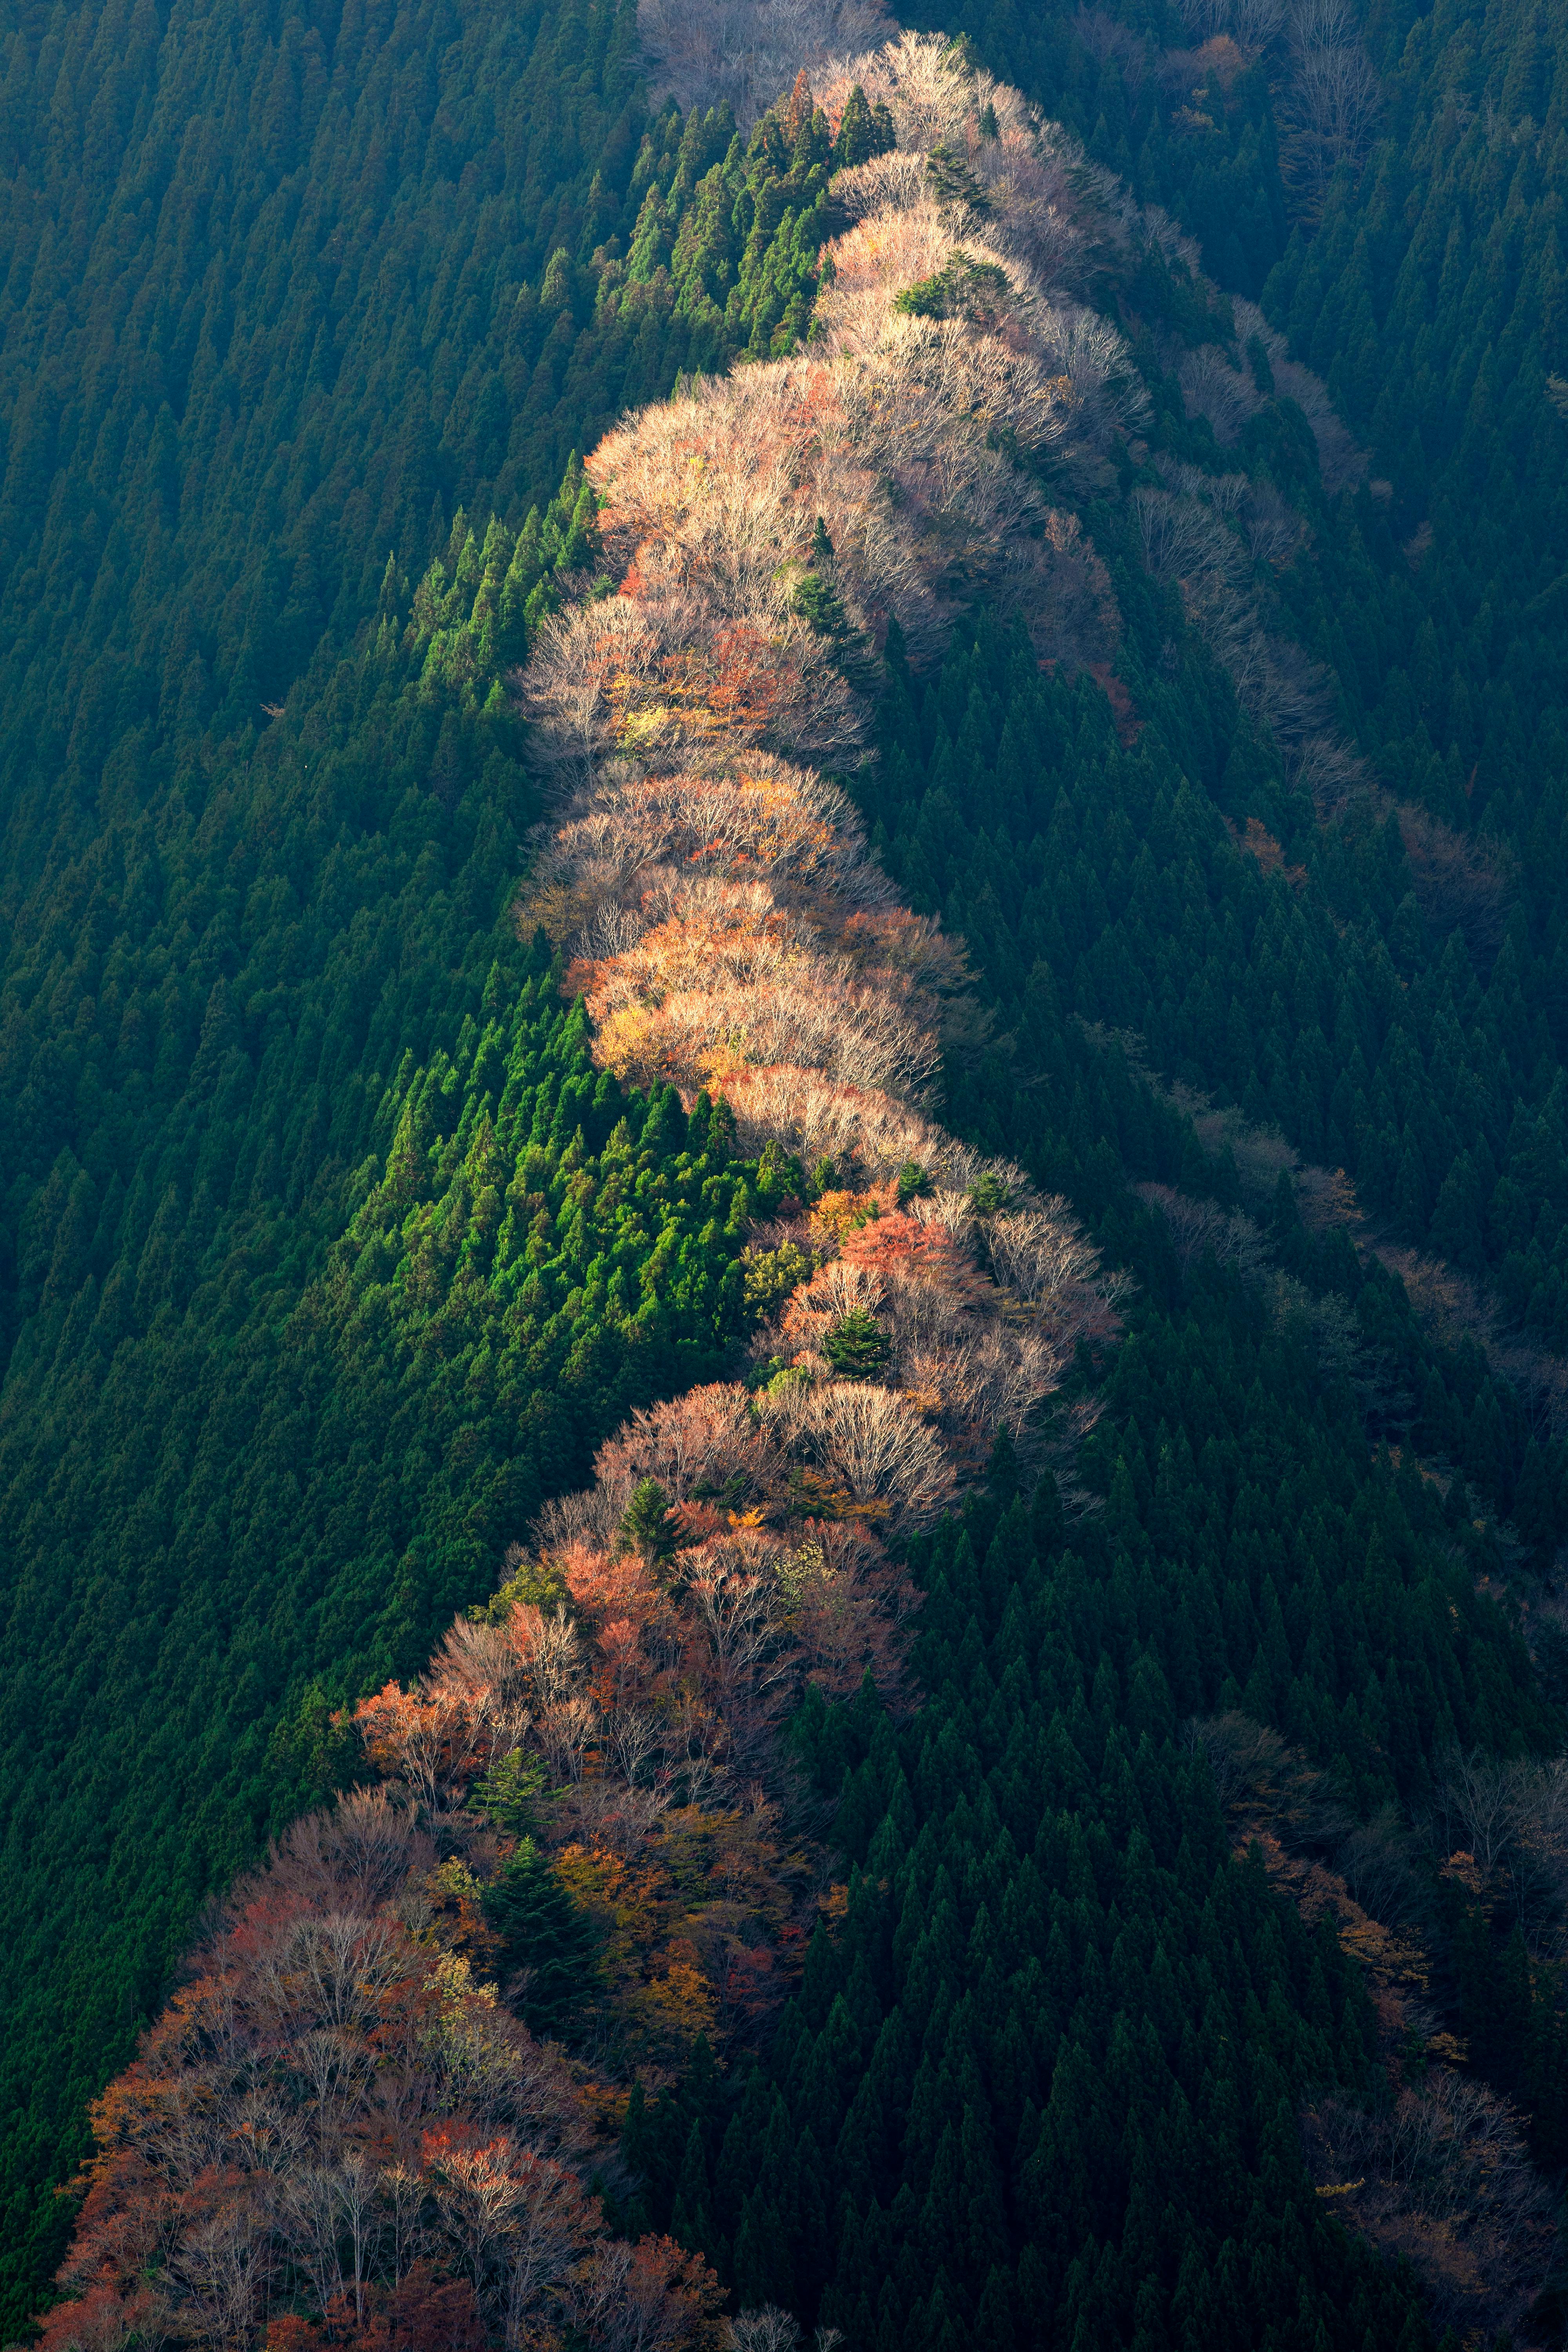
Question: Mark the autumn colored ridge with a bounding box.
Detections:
[29,33,1138,2352]
[31,21,1506,2352]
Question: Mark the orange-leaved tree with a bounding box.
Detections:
[38,1789,722,2352]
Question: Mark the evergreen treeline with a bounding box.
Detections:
[0,498,771,2319]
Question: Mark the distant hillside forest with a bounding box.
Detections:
[3,0,1568,2347]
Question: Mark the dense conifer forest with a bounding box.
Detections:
[4,0,1568,2345]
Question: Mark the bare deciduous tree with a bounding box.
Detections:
[1137,1184,1271,1280]
[638,0,893,125]
[1305,2072,1554,2338]
[1278,0,1380,207]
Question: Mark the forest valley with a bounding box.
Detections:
[9,0,1568,2350]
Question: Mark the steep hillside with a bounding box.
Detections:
[911,0,1568,1337]
[0,0,940,2313]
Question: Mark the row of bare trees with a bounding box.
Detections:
[802,33,1380,821]
[566,21,1390,848]
[1193,1711,1568,2341]
[516,43,1130,1602]
[1303,2072,1555,2340]
[522,40,1144,757]
[1172,0,1380,206]
[1129,414,1511,941]
[365,1437,922,1824]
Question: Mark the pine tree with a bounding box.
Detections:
[481,1838,600,2033]
[620,1476,678,1561]
[824,1308,892,1380]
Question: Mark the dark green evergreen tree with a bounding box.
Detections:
[482,1837,601,2034]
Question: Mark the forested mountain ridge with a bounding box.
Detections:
[7,0,1568,2347]
[0,0,929,2313]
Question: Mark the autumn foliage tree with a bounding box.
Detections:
[38,1791,723,2352]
